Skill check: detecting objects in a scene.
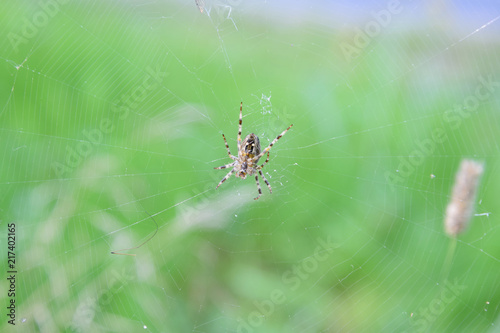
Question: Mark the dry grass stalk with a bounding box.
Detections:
[445,159,484,236]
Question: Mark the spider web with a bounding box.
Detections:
[1,0,500,332]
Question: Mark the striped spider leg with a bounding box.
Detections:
[214,102,293,200]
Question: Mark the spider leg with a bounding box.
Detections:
[259,151,270,169]
[221,134,237,160]
[259,170,272,194]
[216,168,236,189]
[254,175,262,200]
[237,102,243,151]
[214,161,236,170]
[256,123,293,160]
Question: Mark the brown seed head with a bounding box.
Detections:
[445,159,484,237]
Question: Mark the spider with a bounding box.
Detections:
[214,102,293,200]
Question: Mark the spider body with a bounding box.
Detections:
[214,102,293,200]
[237,133,260,179]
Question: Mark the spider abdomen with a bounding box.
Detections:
[243,133,261,158]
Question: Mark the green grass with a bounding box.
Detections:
[1,1,500,332]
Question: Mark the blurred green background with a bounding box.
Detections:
[1,1,500,332]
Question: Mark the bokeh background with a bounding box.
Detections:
[1,0,500,332]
